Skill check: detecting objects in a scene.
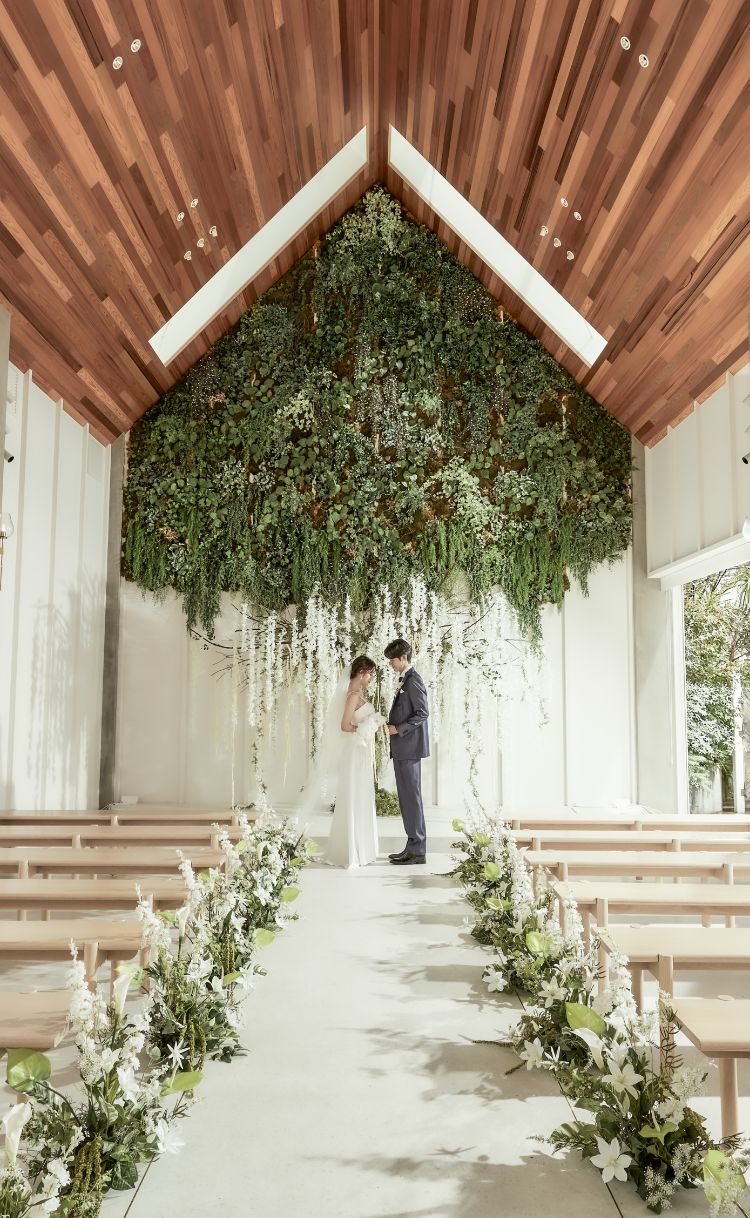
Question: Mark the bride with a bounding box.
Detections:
[322,656,384,868]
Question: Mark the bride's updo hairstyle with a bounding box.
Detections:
[350,655,377,680]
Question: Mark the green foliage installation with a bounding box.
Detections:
[123,188,632,639]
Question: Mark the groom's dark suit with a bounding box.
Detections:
[388,667,429,857]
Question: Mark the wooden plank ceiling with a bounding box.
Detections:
[0,0,748,445]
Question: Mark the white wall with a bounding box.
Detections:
[0,365,110,809]
[646,365,750,587]
[116,552,637,813]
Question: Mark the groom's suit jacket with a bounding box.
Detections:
[388,668,430,761]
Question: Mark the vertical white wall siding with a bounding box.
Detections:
[0,366,109,810]
[646,366,750,584]
[116,553,636,812]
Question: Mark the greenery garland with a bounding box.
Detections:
[123,187,632,641]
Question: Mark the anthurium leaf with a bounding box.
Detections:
[565,1003,606,1036]
[280,886,300,902]
[486,896,511,911]
[304,839,319,855]
[161,1070,203,1095]
[525,931,550,956]
[222,972,241,985]
[6,1048,52,1091]
[703,1148,745,1202]
[639,1122,678,1145]
[236,839,248,855]
[483,861,500,882]
[254,928,276,947]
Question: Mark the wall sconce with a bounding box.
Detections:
[0,512,14,590]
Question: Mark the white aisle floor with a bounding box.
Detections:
[119,808,690,1218]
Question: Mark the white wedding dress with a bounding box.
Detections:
[325,699,381,869]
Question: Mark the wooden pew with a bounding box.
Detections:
[596,924,750,1010]
[0,845,226,878]
[0,824,244,848]
[0,917,145,989]
[672,997,750,1138]
[0,876,186,916]
[524,849,744,886]
[505,811,750,832]
[0,990,71,1050]
[0,806,250,826]
[551,880,750,976]
[512,829,750,853]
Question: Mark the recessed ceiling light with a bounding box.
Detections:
[553,237,561,248]
[560,197,569,208]
[130,38,141,52]
[620,36,631,50]
[112,56,123,70]
[176,211,185,222]
[183,251,192,260]
[196,237,205,248]
[566,251,575,261]
[573,211,582,221]
[209,225,218,238]
[539,225,548,237]
[190,198,199,208]
[639,53,649,68]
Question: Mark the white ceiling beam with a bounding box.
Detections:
[388,126,607,367]
[149,127,369,366]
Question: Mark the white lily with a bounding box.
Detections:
[590,1136,632,1183]
[603,1058,644,1100]
[520,1037,545,1070]
[116,1066,140,1104]
[3,1101,32,1168]
[112,971,131,1017]
[484,968,506,993]
[540,978,567,1007]
[572,1027,606,1070]
[155,1117,184,1156]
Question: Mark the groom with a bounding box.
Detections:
[384,638,429,865]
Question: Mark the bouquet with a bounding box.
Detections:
[356,710,385,748]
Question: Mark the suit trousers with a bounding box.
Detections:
[393,758,426,857]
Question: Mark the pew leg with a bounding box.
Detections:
[631,964,644,1013]
[719,1057,740,1138]
[83,941,99,991]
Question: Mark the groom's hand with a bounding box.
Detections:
[387,725,398,736]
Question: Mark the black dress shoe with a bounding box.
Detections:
[388,848,409,860]
[390,853,426,865]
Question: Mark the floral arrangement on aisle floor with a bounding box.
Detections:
[0,814,315,1218]
[452,816,750,1215]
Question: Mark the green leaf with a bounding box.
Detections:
[6,1048,52,1091]
[703,1149,745,1207]
[483,861,500,882]
[280,886,300,903]
[304,839,319,855]
[564,1003,606,1036]
[254,928,276,947]
[222,971,241,985]
[236,839,248,855]
[639,1121,678,1145]
[486,896,511,911]
[474,832,492,847]
[525,931,550,956]
[161,1070,203,1095]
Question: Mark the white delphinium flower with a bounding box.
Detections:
[136,890,172,953]
[590,1136,632,1183]
[177,853,197,892]
[519,1038,545,1070]
[154,1118,184,1156]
